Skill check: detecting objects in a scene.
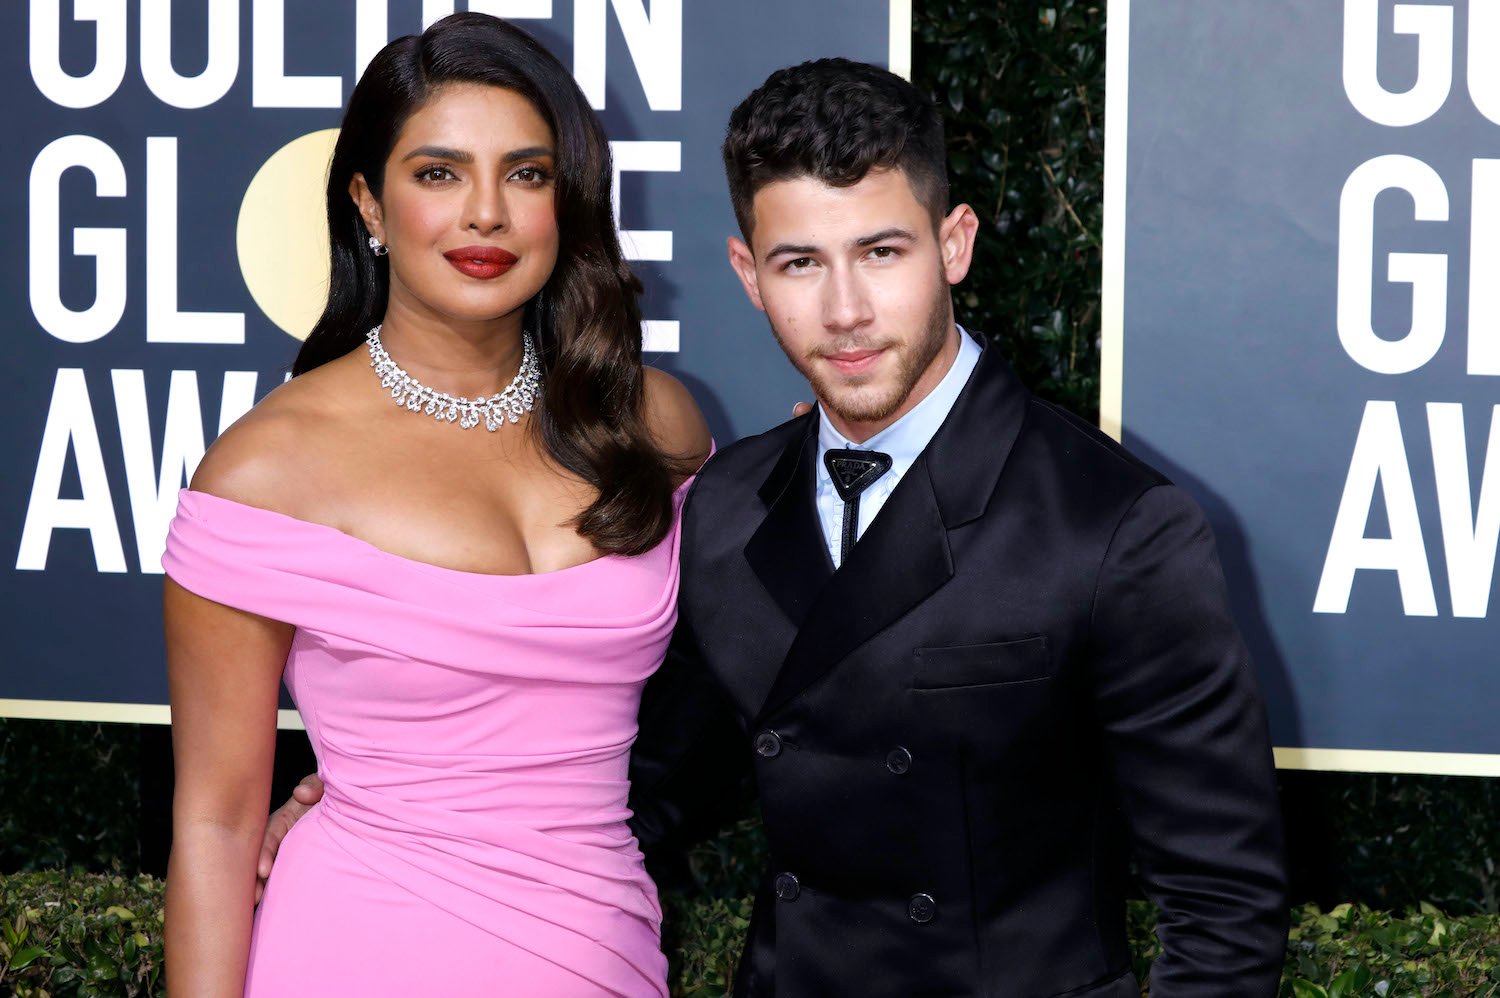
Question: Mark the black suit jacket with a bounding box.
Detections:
[630,345,1288,997]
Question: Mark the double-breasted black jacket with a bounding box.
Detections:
[629,345,1288,997]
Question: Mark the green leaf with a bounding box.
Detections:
[1292,980,1330,998]
[1329,968,1359,998]
[1427,919,1447,947]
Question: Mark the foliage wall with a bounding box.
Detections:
[4,871,1498,996]
[920,0,1104,419]
[0,722,139,873]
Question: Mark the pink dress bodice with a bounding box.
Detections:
[164,485,688,996]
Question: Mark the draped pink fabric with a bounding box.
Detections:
[163,486,687,996]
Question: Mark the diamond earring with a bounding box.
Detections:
[368,235,388,257]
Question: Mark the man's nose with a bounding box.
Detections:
[823,269,874,332]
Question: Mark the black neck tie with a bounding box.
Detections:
[824,448,893,565]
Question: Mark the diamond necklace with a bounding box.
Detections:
[366,324,542,431]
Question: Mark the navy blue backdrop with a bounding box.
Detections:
[1113,0,1500,771]
[2,1,907,720]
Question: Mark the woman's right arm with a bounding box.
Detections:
[163,575,292,996]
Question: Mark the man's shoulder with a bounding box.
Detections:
[954,340,1170,504]
[1016,395,1171,497]
[680,414,807,555]
[696,413,810,495]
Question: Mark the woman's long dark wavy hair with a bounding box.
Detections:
[295,13,681,555]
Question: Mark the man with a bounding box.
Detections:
[261,58,1287,996]
[628,58,1287,996]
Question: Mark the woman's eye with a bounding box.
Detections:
[415,165,456,183]
[511,165,551,185]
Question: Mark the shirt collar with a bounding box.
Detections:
[817,325,982,467]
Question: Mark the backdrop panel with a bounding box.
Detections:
[1105,0,1500,773]
[2,0,910,723]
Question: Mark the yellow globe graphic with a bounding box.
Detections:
[237,128,340,341]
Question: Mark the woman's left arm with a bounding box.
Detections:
[163,577,294,996]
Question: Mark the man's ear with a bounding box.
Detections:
[726,236,766,312]
[349,173,386,246]
[938,203,979,286]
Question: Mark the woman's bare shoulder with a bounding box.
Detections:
[642,367,711,471]
[189,361,357,511]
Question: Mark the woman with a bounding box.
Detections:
[162,13,708,996]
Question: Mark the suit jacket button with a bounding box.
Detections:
[775,873,801,901]
[754,730,783,758]
[908,893,936,923]
[886,746,912,775]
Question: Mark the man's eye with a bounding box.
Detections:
[786,257,815,271]
[869,246,897,259]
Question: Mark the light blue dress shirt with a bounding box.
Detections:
[815,326,982,567]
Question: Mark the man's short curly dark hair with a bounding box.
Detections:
[722,57,949,243]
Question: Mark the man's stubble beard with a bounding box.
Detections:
[771,280,953,426]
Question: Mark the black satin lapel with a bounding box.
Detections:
[926,343,1029,528]
[744,423,834,629]
[758,454,953,719]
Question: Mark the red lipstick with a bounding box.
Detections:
[443,245,519,279]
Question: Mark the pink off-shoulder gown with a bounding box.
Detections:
[163,484,689,997]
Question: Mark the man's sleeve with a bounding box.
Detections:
[1088,484,1289,996]
[627,614,751,875]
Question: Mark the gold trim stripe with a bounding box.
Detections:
[0,699,304,731]
[1099,0,1130,442]
[1275,747,1500,777]
[889,0,913,80]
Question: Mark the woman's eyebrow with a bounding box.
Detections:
[503,145,555,163]
[399,145,554,163]
[402,145,472,163]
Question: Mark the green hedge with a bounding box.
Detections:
[1,872,162,997]
[4,871,1498,997]
[916,0,1105,420]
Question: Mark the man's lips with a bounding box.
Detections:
[443,245,519,279]
[821,348,885,374]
